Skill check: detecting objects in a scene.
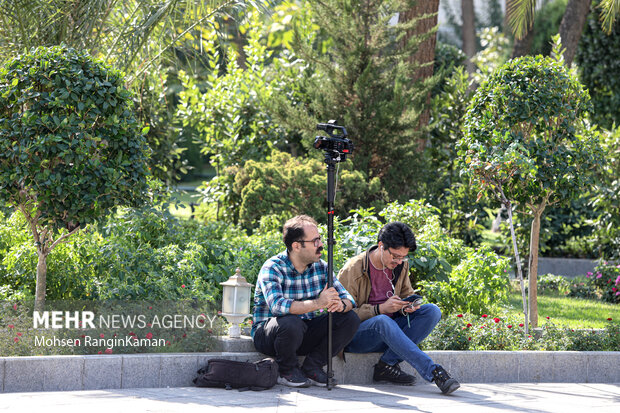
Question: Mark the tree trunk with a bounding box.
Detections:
[400,0,440,150]
[558,0,592,66]
[528,204,546,328]
[511,26,534,58]
[462,0,476,75]
[34,249,48,312]
[504,198,529,335]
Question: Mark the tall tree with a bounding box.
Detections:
[558,0,592,65]
[462,0,477,74]
[459,44,602,328]
[0,46,151,310]
[400,0,439,150]
[273,0,438,201]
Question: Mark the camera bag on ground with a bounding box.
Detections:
[193,358,278,391]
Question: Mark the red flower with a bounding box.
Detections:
[98,351,102,354]
[519,323,524,327]
[147,323,152,327]
[481,314,488,318]
[13,337,19,343]
[16,332,22,336]
[507,325,513,328]
[468,337,471,341]
[466,323,472,328]
[493,317,500,323]
[181,284,186,288]
[104,348,113,354]
[100,333,105,338]
[546,316,550,320]
[207,329,213,334]
[457,314,463,318]
[8,324,14,329]
[148,306,153,310]
[13,304,17,310]
[608,318,613,321]
[198,318,204,324]
[81,334,86,338]
[146,333,153,339]
[182,333,187,338]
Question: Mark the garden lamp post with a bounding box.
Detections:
[220,268,253,338]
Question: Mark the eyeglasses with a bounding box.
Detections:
[386,247,408,262]
[297,237,322,247]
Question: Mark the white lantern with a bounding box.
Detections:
[220,268,253,338]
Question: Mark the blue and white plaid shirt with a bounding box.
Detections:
[252,251,355,335]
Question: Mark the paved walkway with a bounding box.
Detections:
[0,382,618,412]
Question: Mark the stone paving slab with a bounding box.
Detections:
[0,383,618,413]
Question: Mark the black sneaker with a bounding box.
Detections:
[277,367,311,388]
[302,366,333,387]
[432,365,460,394]
[373,360,415,385]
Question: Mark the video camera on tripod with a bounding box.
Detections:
[314,120,354,161]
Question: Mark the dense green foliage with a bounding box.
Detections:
[589,127,620,259]
[177,14,292,223]
[0,209,281,302]
[0,45,150,233]
[273,0,436,200]
[1,200,510,316]
[459,53,600,210]
[231,150,386,229]
[576,0,620,130]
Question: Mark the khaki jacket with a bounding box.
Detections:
[337,246,414,322]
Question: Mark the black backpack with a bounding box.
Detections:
[193,358,279,391]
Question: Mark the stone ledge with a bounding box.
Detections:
[1,350,618,393]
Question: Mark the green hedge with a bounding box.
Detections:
[1,200,510,315]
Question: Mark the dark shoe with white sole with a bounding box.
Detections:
[432,365,460,394]
[373,360,415,385]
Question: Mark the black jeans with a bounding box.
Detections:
[253,312,360,373]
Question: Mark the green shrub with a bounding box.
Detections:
[568,276,600,300]
[419,245,510,315]
[232,150,387,230]
[425,313,619,351]
[537,274,571,295]
[590,261,620,304]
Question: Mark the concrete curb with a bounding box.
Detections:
[1,350,618,393]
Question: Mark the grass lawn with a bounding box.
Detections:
[501,291,619,329]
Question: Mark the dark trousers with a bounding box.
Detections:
[253,312,360,373]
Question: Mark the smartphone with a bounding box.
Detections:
[402,294,423,307]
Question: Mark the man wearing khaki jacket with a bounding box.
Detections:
[338,222,460,395]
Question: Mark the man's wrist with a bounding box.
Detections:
[340,299,347,312]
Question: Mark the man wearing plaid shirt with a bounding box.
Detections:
[252,215,360,388]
